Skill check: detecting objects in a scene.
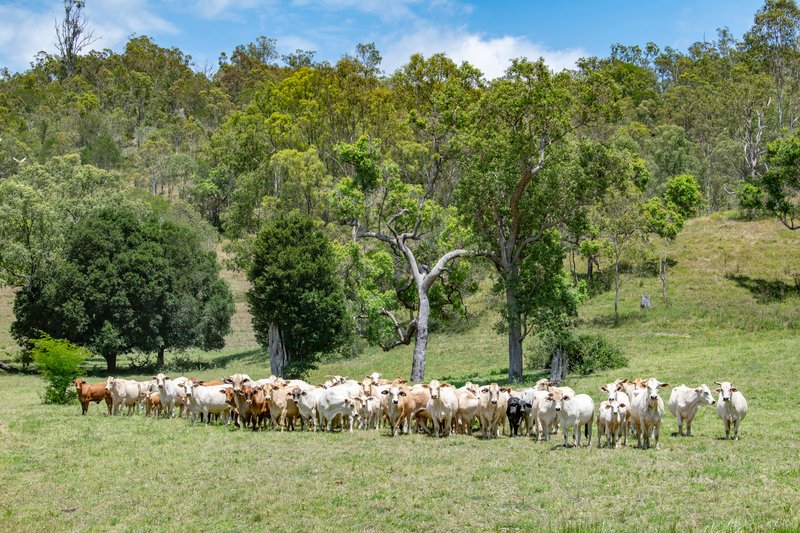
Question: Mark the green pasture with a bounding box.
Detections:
[1,216,799,531]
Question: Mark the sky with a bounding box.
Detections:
[0,0,766,78]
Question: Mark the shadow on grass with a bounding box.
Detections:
[580,309,653,329]
[438,367,549,387]
[726,274,800,303]
[84,348,264,377]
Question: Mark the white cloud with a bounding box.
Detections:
[382,25,586,79]
[0,0,178,73]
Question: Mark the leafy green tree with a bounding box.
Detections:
[12,204,234,371]
[744,0,800,129]
[31,334,89,404]
[456,59,621,382]
[644,173,703,302]
[246,212,350,377]
[759,133,800,229]
[0,155,122,287]
[333,136,476,381]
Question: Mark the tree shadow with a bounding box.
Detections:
[84,348,264,377]
[726,274,799,303]
[437,367,549,388]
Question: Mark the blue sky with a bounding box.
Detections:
[0,0,764,78]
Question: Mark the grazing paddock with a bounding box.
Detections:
[1,216,799,530]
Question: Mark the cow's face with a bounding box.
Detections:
[697,384,716,405]
[463,382,478,395]
[104,377,115,391]
[154,373,169,389]
[73,379,85,390]
[481,384,501,405]
[290,387,302,405]
[548,387,567,411]
[643,378,668,403]
[605,400,625,417]
[600,382,622,402]
[715,381,736,402]
[428,380,441,400]
[225,373,251,394]
[262,385,274,403]
[181,381,195,398]
[383,385,407,405]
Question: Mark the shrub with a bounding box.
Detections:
[31,334,89,404]
[526,330,627,376]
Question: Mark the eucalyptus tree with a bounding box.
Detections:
[456,59,622,382]
[333,136,477,381]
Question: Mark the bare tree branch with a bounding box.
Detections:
[379,308,417,351]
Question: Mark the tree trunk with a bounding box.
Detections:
[106,353,117,373]
[614,235,620,326]
[587,256,594,281]
[410,291,430,382]
[157,347,165,369]
[269,323,288,377]
[506,282,524,383]
[661,238,668,303]
[549,345,567,385]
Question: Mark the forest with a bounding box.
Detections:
[1,0,799,384]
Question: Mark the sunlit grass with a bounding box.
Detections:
[1,215,799,530]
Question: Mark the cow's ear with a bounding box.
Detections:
[152,376,157,380]
[605,404,612,409]
[714,381,722,385]
[81,380,86,384]
[639,382,647,388]
[621,378,628,384]
[367,396,375,401]
[730,387,737,392]
[696,387,703,392]
[421,384,429,388]
[164,376,170,380]
[442,382,452,387]
[219,389,227,394]
[659,383,669,388]
[381,390,389,395]
[399,391,407,396]
[599,386,608,392]
[618,403,626,409]
[524,402,532,409]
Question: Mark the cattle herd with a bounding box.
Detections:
[72,372,749,448]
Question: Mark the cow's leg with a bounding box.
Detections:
[724,418,731,439]
[686,416,693,437]
[654,422,661,450]
[733,417,741,440]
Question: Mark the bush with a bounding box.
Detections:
[526,330,627,376]
[31,334,89,404]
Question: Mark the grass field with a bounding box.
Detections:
[1,215,799,531]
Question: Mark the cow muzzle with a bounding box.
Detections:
[491,400,497,405]
[392,400,398,405]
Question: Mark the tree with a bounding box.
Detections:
[246,212,350,377]
[744,0,800,129]
[54,0,98,78]
[0,155,122,288]
[12,204,234,371]
[758,133,800,229]
[644,173,702,302]
[333,136,477,381]
[456,59,620,382]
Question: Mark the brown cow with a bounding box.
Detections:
[144,392,163,417]
[73,379,112,415]
[264,385,299,431]
[382,380,415,436]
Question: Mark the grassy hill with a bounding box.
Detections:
[0,215,799,531]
